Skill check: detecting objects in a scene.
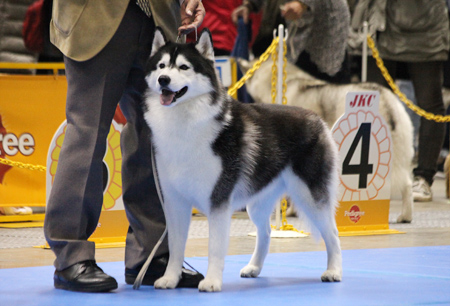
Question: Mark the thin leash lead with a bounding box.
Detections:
[133,144,201,289]
[133,145,167,290]
[175,27,198,43]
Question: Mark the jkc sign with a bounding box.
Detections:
[349,93,376,108]
[332,91,393,233]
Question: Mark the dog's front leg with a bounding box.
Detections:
[154,196,192,289]
[198,205,233,292]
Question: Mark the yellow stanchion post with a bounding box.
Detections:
[270,25,306,238]
[230,25,307,238]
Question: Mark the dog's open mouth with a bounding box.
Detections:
[160,86,188,106]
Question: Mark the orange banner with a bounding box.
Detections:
[0,74,67,207]
[335,199,390,228]
[0,73,129,243]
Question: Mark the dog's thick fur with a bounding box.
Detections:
[240,60,415,223]
[142,28,342,292]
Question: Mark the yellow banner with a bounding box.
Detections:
[336,199,390,228]
[0,75,67,207]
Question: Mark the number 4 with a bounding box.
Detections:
[342,122,373,189]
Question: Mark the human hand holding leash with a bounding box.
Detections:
[178,0,205,36]
[231,0,253,24]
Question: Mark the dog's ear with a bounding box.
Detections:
[151,27,167,58]
[195,28,214,61]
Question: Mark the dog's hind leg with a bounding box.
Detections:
[396,170,413,223]
[291,191,342,282]
[316,211,342,282]
[240,197,275,278]
[198,205,234,292]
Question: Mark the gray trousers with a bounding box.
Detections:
[44,2,168,271]
[367,58,446,185]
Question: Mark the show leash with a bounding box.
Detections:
[133,145,167,290]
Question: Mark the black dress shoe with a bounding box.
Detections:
[54,260,118,292]
[125,255,204,288]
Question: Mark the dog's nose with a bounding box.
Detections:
[158,75,171,87]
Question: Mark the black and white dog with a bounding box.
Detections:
[142,28,342,292]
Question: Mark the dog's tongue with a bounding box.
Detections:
[160,90,175,106]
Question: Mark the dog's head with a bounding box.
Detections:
[145,27,219,107]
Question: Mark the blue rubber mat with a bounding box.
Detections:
[1,246,449,306]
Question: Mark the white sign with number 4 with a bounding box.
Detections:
[331,91,392,202]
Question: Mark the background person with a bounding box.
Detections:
[349,0,450,202]
[232,0,351,83]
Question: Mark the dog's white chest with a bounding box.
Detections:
[146,102,223,205]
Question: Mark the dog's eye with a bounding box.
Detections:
[179,64,189,70]
[159,63,165,69]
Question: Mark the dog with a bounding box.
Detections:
[142,28,342,292]
[239,59,415,223]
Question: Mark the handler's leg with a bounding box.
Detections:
[44,2,148,292]
[409,61,446,201]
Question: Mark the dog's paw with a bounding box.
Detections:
[396,214,412,223]
[321,269,342,282]
[198,278,222,292]
[154,275,179,289]
[240,265,261,278]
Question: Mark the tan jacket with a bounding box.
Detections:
[50,0,181,61]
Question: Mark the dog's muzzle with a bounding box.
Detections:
[158,75,188,106]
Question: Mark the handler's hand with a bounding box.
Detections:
[178,0,205,35]
[280,1,308,21]
[231,5,250,24]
